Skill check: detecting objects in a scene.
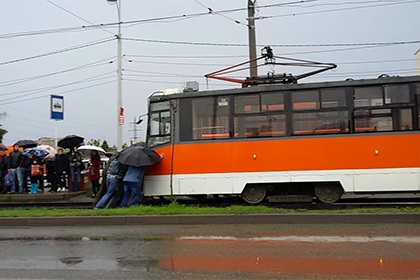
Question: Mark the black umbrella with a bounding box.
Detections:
[58,135,84,149]
[14,139,38,148]
[117,146,161,167]
[0,143,8,151]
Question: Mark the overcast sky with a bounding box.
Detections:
[1,0,419,146]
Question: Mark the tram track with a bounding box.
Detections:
[0,197,419,210]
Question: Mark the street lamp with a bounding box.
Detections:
[107,0,123,151]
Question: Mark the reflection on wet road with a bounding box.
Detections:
[0,224,419,279]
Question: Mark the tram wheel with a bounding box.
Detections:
[314,183,343,203]
[241,184,267,204]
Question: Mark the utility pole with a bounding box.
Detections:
[247,0,258,78]
[107,0,123,151]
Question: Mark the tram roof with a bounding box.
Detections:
[149,75,420,102]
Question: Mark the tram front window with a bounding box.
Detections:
[148,101,171,147]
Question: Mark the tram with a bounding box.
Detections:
[144,75,420,204]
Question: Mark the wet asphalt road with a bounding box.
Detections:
[0,224,419,279]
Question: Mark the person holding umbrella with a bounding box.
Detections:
[54,148,68,192]
[117,144,162,207]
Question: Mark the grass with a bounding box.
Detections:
[0,202,418,217]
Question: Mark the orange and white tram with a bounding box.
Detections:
[144,75,420,204]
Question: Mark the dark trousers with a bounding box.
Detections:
[91,180,100,195]
[54,173,67,191]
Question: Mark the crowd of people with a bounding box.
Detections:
[0,143,102,195]
[0,143,152,209]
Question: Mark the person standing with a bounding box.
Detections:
[68,147,82,192]
[88,150,101,197]
[54,148,68,192]
[17,151,31,193]
[45,159,55,192]
[119,165,145,208]
[7,144,21,193]
[0,149,8,193]
[28,151,43,194]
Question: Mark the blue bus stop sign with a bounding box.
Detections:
[51,95,64,120]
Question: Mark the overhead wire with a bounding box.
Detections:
[46,0,115,36]
[0,72,116,106]
[0,37,115,66]
[5,104,112,130]
[0,79,116,106]
[258,0,420,20]
[122,55,417,67]
[0,56,116,88]
[193,0,247,26]
[0,0,317,40]
[122,37,420,48]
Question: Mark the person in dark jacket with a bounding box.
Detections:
[17,151,31,193]
[54,148,68,192]
[0,149,8,193]
[7,144,22,193]
[68,147,82,192]
[45,159,55,192]
[94,152,127,209]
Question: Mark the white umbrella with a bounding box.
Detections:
[77,145,106,155]
[38,144,56,161]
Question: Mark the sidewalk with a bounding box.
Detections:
[0,190,93,204]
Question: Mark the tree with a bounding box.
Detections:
[0,127,7,143]
[101,140,109,151]
[87,139,101,147]
[0,112,7,143]
[86,139,112,151]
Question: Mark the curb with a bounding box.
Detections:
[0,213,419,227]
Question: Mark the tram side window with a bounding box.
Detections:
[293,111,349,135]
[234,115,286,138]
[354,109,392,132]
[234,93,285,138]
[292,91,319,110]
[291,89,348,135]
[321,88,346,108]
[384,85,410,104]
[354,108,413,132]
[400,108,413,130]
[354,87,383,107]
[261,93,284,111]
[235,95,259,114]
[192,97,230,140]
[416,84,420,129]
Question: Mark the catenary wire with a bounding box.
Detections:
[0,56,116,88]
[46,0,114,36]
[0,71,116,98]
[0,0,318,39]
[0,37,115,66]
[258,0,420,20]
[0,79,116,106]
